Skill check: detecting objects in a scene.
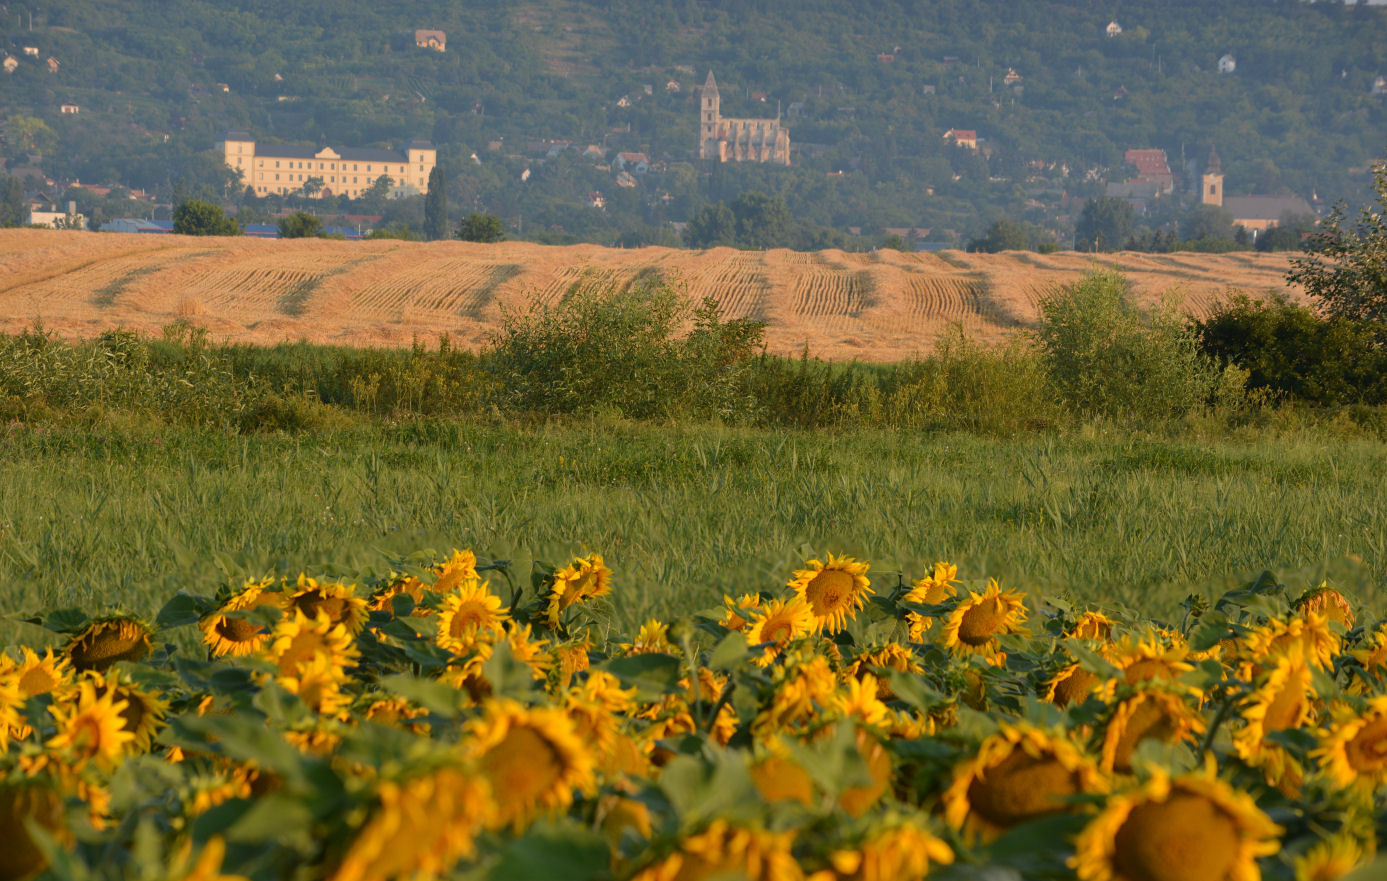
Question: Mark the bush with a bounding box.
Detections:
[172,200,240,236]
[278,211,322,238]
[1034,270,1237,421]
[457,213,504,243]
[487,274,765,420]
[1287,155,1387,324]
[1196,294,1387,406]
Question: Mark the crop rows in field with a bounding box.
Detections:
[688,252,771,320]
[789,269,873,318]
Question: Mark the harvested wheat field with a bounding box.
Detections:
[0,229,1302,360]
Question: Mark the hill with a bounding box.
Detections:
[0,229,1298,360]
[2,1,1385,247]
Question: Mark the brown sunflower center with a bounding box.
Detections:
[761,615,797,644]
[293,592,349,625]
[0,784,65,881]
[957,598,1008,645]
[69,622,150,672]
[1113,792,1239,881]
[805,570,854,616]
[1345,716,1387,772]
[215,615,264,644]
[481,725,563,807]
[966,749,1081,828]
[1051,667,1099,708]
[1110,698,1181,774]
[17,666,59,697]
[114,691,146,735]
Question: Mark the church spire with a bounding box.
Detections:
[1206,143,1221,174]
[703,70,719,96]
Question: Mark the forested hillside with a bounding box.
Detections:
[2,0,1385,246]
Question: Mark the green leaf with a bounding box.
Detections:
[601,653,683,701]
[22,607,90,634]
[485,819,610,881]
[377,673,464,718]
[1187,609,1231,652]
[155,591,217,629]
[707,631,747,672]
[658,751,758,828]
[225,793,316,845]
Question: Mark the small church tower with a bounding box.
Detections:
[1201,145,1223,207]
[699,71,721,160]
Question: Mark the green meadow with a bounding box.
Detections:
[3,420,1384,644]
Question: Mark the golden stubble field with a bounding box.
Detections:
[0,229,1302,360]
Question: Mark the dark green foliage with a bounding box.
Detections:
[967,219,1028,253]
[456,212,504,243]
[1034,270,1240,420]
[1180,204,1236,243]
[1197,295,1387,406]
[424,167,448,241]
[0,174,25,227]
[1287,157,1387,324]
[172,200,241,236]
[277,211,322,238]
[684,203,736,248]
[1073,198,1134,252]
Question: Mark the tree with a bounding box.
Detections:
[1180,204,1235,243]
[0,174,24,227]
[361,174,392,213]
[967,218,1028,253]
[456,212,504,242]
[172,200,240,236]
[1288,156,1387,324]
[684,203,736,248]
[301,177,324,199]
[278,211,322,238]
[730,192,793,250]
[6,115,56,154]
[1074,197,1134,252]
[424,167,448,241]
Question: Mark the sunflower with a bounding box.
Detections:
[434,579,509,654]
[45,679,136,770]
[170,836,251,881]
[432,548,480,594]
[622,619,673,655]
[1347,624,1387,694]
[1045,663,1102,708]
[828,818,955,881]
[750,749,816,807]
[832,674,890,728]
[745,597,815,667]
[199,577,282,658]
[65,616,152,672]
[1233,650,1316,790]
[943,723,1108,844]
[367,573,429,615]
[1238,613,1339,677]
[4,646,73,700]
[464,698,595,830]
[1293,835,1370,881]
[901,561,959,641]
[1104,631,1196,691]
[1070,762,1282,881]
[88,669,168,755]
[1294,583,1354,630]
[845,643,922,700]
[839,728,896,818]
[940,579,1029,666]
[329,765,493,881]
[0,672,18,751]
[543,553,613,627]
[788,553,872,634]
[597,794,653,851]
[551,638,591,691]
[753,653,838,739]
[0,779,69,881]
[266,609,360,679]
[362,697,431,735]
[284,575,368,635]
[1311,694,1387,793]
[1097,687,1207,775]
[279,653,353,717]
[720,593,764,632]
[1069,611,1118,643]
[629,819,803,881]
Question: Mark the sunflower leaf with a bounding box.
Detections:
[484,818,610,881]
[601,652,683,701]
[154,592,216,630]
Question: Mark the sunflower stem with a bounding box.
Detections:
[1197,691,1239,760]
[703,679,735,736]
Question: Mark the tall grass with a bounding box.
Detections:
[1,421,1384,643]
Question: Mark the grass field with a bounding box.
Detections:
[3,420,1384,645]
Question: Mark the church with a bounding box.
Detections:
[697,71,791,165]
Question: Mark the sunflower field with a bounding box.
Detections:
[3,547,1386,881]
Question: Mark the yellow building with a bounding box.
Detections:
[217,130,437,199]
[697,71,790,164]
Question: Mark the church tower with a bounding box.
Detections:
[1201,145,1223,207]
[699,71,721,160]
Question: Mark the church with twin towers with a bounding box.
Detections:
[697,71,791,165]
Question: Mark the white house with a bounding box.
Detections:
[1372,75,1387,96]
[60,102,79,114]
[2,56,17,73]
[1106,21,1122,37]
[27,207,87,228]
[22,46,38,57]
[1218,54,1236,74]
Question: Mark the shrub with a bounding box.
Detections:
[1196,294,1387,406]
[172,200,240,236]
[457,213,504,243]
[278,211,322,238]
[1034,270,1236,421]
[1287,154,1387,323]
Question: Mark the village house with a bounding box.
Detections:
[22,46,38,57]
[615,152,650,174]
[27,200,86,229]
[1372,75,1386,96]
[60,102,79,114]
[943,128,978,150]
[585,192,606,209]
[1003,68,1023,88]
[414,29,446,51]
[582,145,606,161]
[217,129,436,199]
[697,71,791,164]
[46,57,59,73]
[2,55,17,73]
[1218,54,1236,74]
[665,79,681,93]
[1106,21,1122,37]
[1199,146,1313,236]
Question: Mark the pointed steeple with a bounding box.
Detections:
[1206,144,1221,174]
[703,70,719,96]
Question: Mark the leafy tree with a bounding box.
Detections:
[361,175,392,214]
[0,174,25,227]
[1074,198,1134,252]
[172,200,240,236]
[1287,157,1387,324]
[424,167,448,241]
[967,218,1028,253]
[456,212,504,243]
[6,115,56,154]
[301,177,324,199]
[730,192,793,250]
[684,203,736,248]
[1180,205,1236,243]
[278,211,322,238]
